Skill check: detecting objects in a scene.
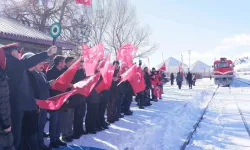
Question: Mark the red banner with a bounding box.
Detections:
[51,58,81,92]
[72,73,100,97]
[118,64,137,85]
[128,66,146,94]
[117,44,138,67]
[95,65,115,93]
[36,90,75,110]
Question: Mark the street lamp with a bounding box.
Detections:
[188,50,191,69]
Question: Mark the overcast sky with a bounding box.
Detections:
[131,0,250,67]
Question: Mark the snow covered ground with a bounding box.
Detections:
[46,79,216,150]
[44,77,250,150]
[186,79,250,150]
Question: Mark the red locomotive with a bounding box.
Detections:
[213,58,234,86]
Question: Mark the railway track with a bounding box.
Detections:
[180,79,250,150]
[180,86,220,150]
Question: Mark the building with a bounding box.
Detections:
[0,16,76,54]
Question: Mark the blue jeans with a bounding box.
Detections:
[37,109,47,147]
[49,111,63,143]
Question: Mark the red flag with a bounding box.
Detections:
[82,43,104,61]
[118,64,137,85]
[51,58,81,92]
[76,0,91,5]
[158,63,166,71]
[95,65,115,93]
[0,48,6,69]
[99,54,111,83]
[118,62,129,77]
[36,90,75,110]
[72,73,100,97]
[83,56,99,76]
[117,44,138,67]
[128,66,146,94]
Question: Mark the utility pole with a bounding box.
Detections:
[188,50,191,69]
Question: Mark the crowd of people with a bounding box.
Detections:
[0,43,166,150]
[170,71,197,89]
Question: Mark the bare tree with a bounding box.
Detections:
[0,0,91,43]
[102,0,157,56]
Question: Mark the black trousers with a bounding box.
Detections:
[0,132,15,150]
[177,82,182,89]
[121,93,133,113]
[98,91,109,126]
[73,102,86,135]
[171,80,174,85]
[20,110,39,150]
[115,94,124,117]
[85,103,99,132]
[137,92,145,107]
[188,82,192,89]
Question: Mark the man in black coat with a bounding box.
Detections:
[25,53,54,150]
[186,71,193,89]
[71,62,87,139]
[2,43,57,149]
[0,59,15,150]
[107,61,120,123]
[61,57,75,142]
[46,55,67,148]
[143,67,152,106]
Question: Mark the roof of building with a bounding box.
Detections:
[0,16,76,49]
[191,60,210,72]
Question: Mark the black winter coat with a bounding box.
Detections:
[28,71,50,100]
[0,68,11,131]
[46,66,64,97]
[144,71,152,90]
[187,72,193,82]
[68,69,87,107]
[6,52,49,111]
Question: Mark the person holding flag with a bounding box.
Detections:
[2,43,57,150]
[46,55,67,148]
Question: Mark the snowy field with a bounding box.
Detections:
[186,79,250,150]
[43,77,250,150]
[45,79,216,150]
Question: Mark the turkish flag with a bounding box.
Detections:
[158,63,166,71]
[118,64,137,85]
[72,73,100,97]
[99,54,111,83]
[82,43,104,61]
[36,90,75,110]
[117,44,138,67]
[128,66,146,94]
[76,0,91,5]
[119,62,129,76]
[83,56,99,77]
[95,65,115,93]
[0,48,6,69]
[51,58,81,92]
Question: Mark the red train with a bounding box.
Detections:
[213,58,235,86]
